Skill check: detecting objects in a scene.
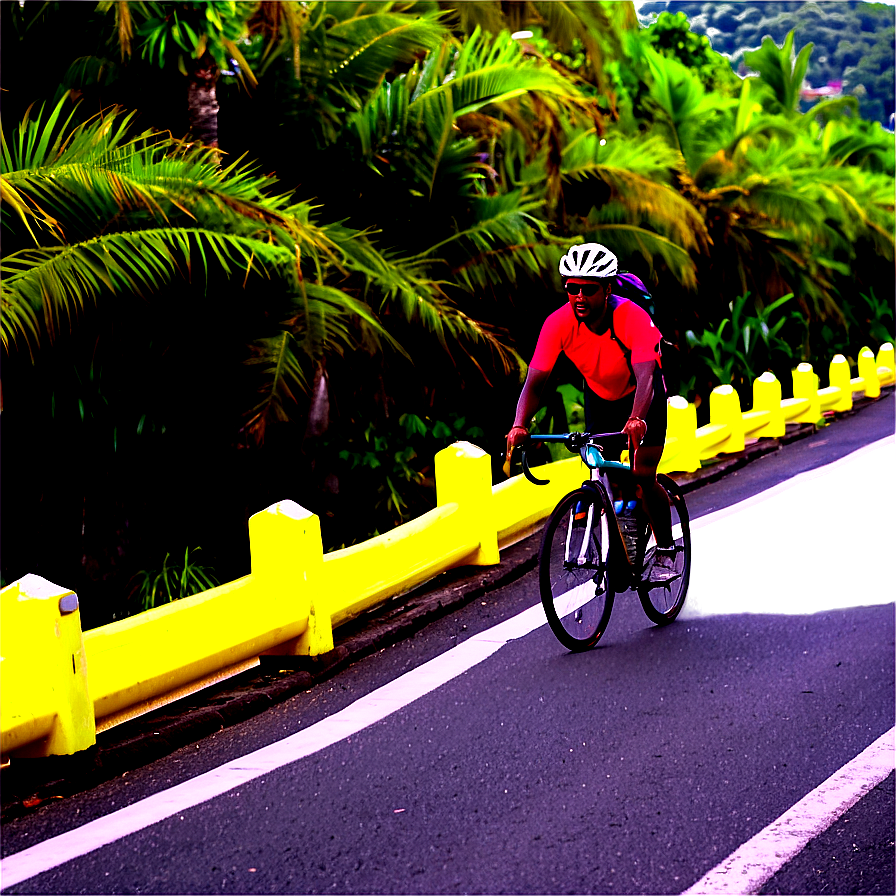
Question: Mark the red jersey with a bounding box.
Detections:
[530,297,662,401]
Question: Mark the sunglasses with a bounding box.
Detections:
[564,282,605,297]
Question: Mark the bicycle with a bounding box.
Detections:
[515,431,691,652]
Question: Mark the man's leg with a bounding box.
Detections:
[632,364,673,547]
[631,446,674,547]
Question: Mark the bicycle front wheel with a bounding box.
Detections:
[539,487,615,651]
[638,474,691,625]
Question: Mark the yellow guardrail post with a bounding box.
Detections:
[857,346,881,399]
[249,500,332,656]
[749,372,785,437]
[708,385,744,454]
[435,441,499,565]
[791,363,821,423]
[826,354,853,412]
[663,396,700,472]
[877,342,895,385]
[1,575,95,758]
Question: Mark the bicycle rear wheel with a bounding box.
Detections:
[637,474,691,625]
[539,487,614,651]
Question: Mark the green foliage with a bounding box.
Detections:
[744,30,814,116]
[127,547,219,612]
[637,1,895,126]
[685,293,804,402]
[643,46,738,162]
[134,1,254,78]
[326,411,486,549]
[815,287,896,360]
[645,10,741,96]
[853,289,895,347]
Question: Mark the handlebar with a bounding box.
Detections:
[505,431,632,485]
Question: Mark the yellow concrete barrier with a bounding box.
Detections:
[434,441,499,566]
[877,342,895,385]
[780,396,811,421]
[701,385,743,456]
[741,408,771,436]
[748,372,785,437]
[86,575,303,725]
[662,396,700,472]
[493,455,586,546]
[7,342,894,753]
[791,363,822,423]
[856,346,880,399]
[1,576,94,758]
[251,500,331,657]
[827,354,853,412]
[326,503,479,628]
[86,500,323,727]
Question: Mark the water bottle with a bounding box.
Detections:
[618,499,639,556]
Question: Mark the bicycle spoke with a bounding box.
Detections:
[540,489,614,650]
[637,475,691,624]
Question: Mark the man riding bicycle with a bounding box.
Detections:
[506,242,678,581]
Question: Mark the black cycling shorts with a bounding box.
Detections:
[583,363,667,461]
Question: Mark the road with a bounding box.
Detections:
[1,396,894,895]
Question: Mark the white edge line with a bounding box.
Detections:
[681,726,896,895]
[689,435,895,531]
[0,603,548,890]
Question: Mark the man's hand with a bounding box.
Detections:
[503,425,529,477]
[623,416,647,450]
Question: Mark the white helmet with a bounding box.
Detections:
[559,242,618,279]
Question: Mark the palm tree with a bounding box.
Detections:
[87,0,259,147]
[1,94,520,437]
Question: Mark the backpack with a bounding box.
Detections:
[613,272,655,318]
[606,273,673,390]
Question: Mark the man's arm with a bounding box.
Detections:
[623,360,656,445]
[504,367,552,472]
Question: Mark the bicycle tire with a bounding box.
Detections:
[637,474,691,625]
[539,486,615,651]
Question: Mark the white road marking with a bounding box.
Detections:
[0,604,547,889]
[682,435,896,618]
[682,726,896,895]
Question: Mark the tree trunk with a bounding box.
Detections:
[187,54,220,147]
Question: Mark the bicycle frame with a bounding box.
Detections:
[519,432,646,588]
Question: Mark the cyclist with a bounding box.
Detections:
[506,242,678,581]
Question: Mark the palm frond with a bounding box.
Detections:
[643,47,738,161]
[1,227,281,351]
[244,280,407,441]
[743,30,813,115]
[435,0,505,38]
[416,28,580,119]
[243,330,308,441]
[557,131,710,255]
[327,9,447,92]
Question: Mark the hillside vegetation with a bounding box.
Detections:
[639,1,896,124]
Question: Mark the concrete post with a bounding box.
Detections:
[876,343,895,385]
[857,347,881,399]
[709,385,745,453]
[791,363,821,423]
[828,354,853,412]
[664,396,700,472]
[1,575,95,757]
[435,441,499,565]
[249,500,332,656]
[751,372,785,437]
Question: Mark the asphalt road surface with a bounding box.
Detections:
[2,396,894,895]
